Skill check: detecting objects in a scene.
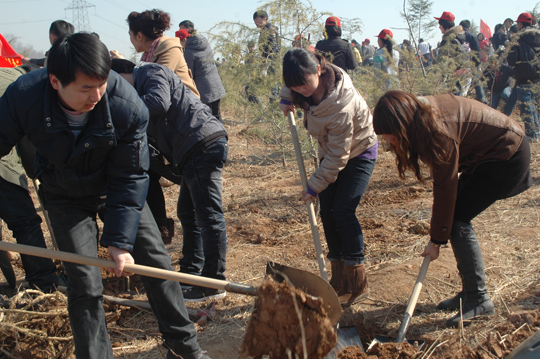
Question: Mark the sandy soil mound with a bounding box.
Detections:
[242,279,337,358]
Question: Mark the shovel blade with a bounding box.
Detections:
[266,261,342,325]
[325,326,364,359]
[368,335,425,351]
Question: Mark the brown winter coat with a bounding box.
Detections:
[152,36,200,98]
[280,64,377,193]
[421,94,525,242]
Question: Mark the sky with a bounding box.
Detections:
[1,0,537,59]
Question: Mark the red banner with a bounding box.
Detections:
[480,19,492,40]
[0,33,23,68]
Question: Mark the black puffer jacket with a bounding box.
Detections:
[0,68,150,251]
[183,34,226,104]
[315,37,357,72]
[133,63,227,172]
[508,27,540,85]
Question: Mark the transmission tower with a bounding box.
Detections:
[65,0,95,32]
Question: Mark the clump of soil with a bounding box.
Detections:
[337,342,418,359]
[242,279,337,359]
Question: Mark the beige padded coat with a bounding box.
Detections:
[280,64,377,193]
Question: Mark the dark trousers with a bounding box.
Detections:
[0,177,57,290]
[207,99,222,122]
[453,140,532,223]
[43,191,200,359]
[146,169,167,220]
[319,157,376,265]
[178,138,228,280]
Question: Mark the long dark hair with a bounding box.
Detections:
[127,9,171,40]
[373,91,448,182]
[379,37,394,59]
[282,48,328,110]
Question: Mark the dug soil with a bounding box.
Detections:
[0,113,539,358]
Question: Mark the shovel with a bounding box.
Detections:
[368,256,430,350]
[0,241,342,326]
[286,111,328,281]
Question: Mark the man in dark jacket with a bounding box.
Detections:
[111,59,229,303]
[482,58,516,115]
[21,20,75,67]
[0,33,209,359]
[315,16,357,72]
[508,12,540,142]
[253,10,279,59]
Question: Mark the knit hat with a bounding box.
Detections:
[325,16,341,27]
[375,29,393,39]
[175,29,189,40]
[516,12,533,24]
[434,11,455,22]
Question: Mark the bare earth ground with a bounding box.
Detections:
[0,112,539,358]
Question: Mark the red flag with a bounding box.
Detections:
[0,33,23,68]
[480,20,492,40]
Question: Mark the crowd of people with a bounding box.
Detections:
[0,7,537,359]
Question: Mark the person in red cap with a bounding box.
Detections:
[507,12,540,142]
[434,10,471,96]
[373,29,400,89]
[361,38,375,66]
[315,16,357,73]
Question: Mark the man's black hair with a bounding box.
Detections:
[439,19,455,30]
[325,25,342,38]
[459,20,471,30]
[504,18,514,24]
[419,38,424,43]
[179,20,194,29]
[49,20,75,38]
[47,33,111,86]
[18,63,41,73]
[253,10,268,20]
[111,59,136,74]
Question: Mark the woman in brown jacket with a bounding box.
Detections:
[373,91,532,326]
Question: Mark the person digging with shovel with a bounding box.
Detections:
[372,90,532,327]
[279,48,378,307]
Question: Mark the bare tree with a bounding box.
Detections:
[400,0,437,42]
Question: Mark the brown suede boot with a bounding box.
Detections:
[338,264,369,307]
[329,260,344,292]
[157,218,175,245]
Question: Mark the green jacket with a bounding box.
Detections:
[0,67,29,190]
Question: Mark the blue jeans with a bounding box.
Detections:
[43,191,200,359]
[516,84,540,140]
[178,138,228,280]
[318,157,376,265]
[0,177,57,290]
[491,86,518,116]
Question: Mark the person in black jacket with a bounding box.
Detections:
[315,16,357,73]
[482,58,516,114]
[507,12,540,142]
[253,10,279,59]
[0,33,209,359]
[491,24,507,52]
[459,20,487,104]
[111,59,229,304]
[21,20,75,67]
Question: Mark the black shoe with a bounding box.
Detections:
[445,298,494,327]
[437,291,464,310]
[183,287,226,302]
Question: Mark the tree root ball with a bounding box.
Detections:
[241,279,337,358]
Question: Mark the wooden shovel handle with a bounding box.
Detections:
[287,111,328,281]
[0,241,256,296]
[396,255,431,343]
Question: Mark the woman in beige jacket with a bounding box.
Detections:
[279,48,378,307]
[373,91,531,326]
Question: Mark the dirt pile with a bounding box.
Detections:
[337,342,418,359]
[241,279,337,359]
